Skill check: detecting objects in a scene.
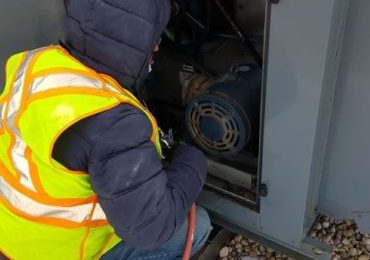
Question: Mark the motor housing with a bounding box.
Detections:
[186,64,261,157]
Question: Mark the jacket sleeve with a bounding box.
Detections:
[88,110,207,249]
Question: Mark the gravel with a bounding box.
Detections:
[218,216,370,260]
[310,216,370,260]
[219,235,293,260]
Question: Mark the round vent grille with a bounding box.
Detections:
[186,92,251,156]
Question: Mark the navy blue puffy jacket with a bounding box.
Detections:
[53,0,207,250]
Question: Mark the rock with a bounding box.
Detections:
[339,224,346,230]
[259,245,266,252]
[313,248,323,255]
[334,238,341,245]
[342,238,350,246]
[220,247,229,258]
[316,223,322,230]
[229,239,235,245]
[343,230,355,238]
[235,243,242,249]
[234,235,243,242]
[366,244,370,252]
[335,247,345,253]
[324,235,332,243]
[323,221,330,229]
[359,255,370,260]
[237,248,242,253]
[267,247,274,254]
[221,258,227,260]
[349,248,358,256]
[331,255,340,260]
[364,238,370,245]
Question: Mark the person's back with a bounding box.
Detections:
[0,0,211,259]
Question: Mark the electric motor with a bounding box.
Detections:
[185,64,261,157]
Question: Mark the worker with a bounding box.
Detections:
[0,0,212,259]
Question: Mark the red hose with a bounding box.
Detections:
[182,204,196,260]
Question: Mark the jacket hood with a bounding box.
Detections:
[64,0,171,93]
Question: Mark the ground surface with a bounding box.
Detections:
[217,216,370,260]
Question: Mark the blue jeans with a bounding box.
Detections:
[101,207,212,260]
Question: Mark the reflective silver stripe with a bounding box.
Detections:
[1,49,108,222]
[105,84,122,94]
[92,204,107,220]
[30,73,104,94]
[7,50,39,191]
[0,175,106,222]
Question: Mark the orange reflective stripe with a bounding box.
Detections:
[79,200,97,260]
[0,159,95,206]
[26,87,114,105]
[6,131,19,181]
[96,233,116,259]
[13,49,49,132]
[0,168,108,225]
[25,147,46,194]
[0,194,107,229]
[0,105,4,135]
[80,226,91,260]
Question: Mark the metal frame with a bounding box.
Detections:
[199,0,349,258]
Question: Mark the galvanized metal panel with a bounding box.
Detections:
[260,0,345,247]
[0,0,65,90]
[318,0,370,233]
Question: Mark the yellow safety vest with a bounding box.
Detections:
[0,46,162,260]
